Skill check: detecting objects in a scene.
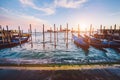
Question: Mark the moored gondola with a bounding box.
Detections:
[0,36,30,49]
[72,34,89,50]
[84,34,120,49]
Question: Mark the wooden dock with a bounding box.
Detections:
[0,65,120,80]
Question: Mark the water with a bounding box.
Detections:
[0,32,120,64]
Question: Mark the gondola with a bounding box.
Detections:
[72,34,89,50]
[88,36,120,49]
[0,36,30,49]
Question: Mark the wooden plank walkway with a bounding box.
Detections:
[0,65,120,80]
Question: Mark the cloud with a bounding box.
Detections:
[54,0,87,8]
[0,7,51,31]
[19,0,55,15]
[19,0,88,15]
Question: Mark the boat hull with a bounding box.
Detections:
[90,38,120,48]
[72,34,89,50]
[0,37,29,49]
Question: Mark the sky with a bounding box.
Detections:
[0,0,120,31]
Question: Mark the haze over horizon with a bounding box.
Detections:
[0,0,120,31]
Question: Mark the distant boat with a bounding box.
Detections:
[0,36,30,49]
[72,34,89,50]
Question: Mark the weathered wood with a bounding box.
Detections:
[119,26,120,39]
[100,25,102,33]
[0,66,120,80]
[18,26,21,47]
[29,24,33,48]
[34,29,36,42]
[54,24,56,48]
[114,24,116,39]
[50,27,52,42]
[66,23,68,48]
[78,24,80,36]
[89,24,92,36]
[64,27,66,42]
[0,25,5,43]
[6,25,11,44]
[57,27,58,42]
[43,24,45,49]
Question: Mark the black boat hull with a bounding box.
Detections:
[0,37,29,49]
[72,34,89,50]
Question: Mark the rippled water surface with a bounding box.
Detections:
[0,32,120,64]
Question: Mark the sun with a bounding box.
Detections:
[71,23,88,32]
[79,24,88,31]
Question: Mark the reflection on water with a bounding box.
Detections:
[0,32,120,64]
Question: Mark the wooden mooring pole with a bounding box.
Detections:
[71,27,73,34]
[100,25,102,34]
[6,25,11,44]
[57,27,58,42]
[89,24,92,36]
[29,24,33,48]
[103,26,106,39]
[18,26,21,47]
[50,27,52,43]
[43,24,45,49]
[0,25,5,44]
[114,24,116,39]
[110,26,112,34]
[71,27,73,41]
[66,23,68,48]
[110,26,113,40]
[119,26,120,39]
[78,24,80,37]
[64,27,66,42]
[54,24,56,48]
[34,29,36,42]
